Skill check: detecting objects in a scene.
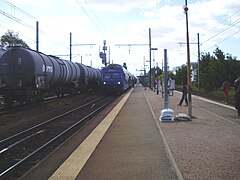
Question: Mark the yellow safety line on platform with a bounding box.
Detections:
[49,89,133,180]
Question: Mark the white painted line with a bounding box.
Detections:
[199,107,240,126]
[192,95,235,110]
[49,89,133,180]
[175,91,235,110]
[144,91,184,180]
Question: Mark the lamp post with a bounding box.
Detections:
[184,0,192,117]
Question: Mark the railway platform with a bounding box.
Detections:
[22,84,240,180]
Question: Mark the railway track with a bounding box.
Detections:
[0,95,65,116]
[0,95,116,179]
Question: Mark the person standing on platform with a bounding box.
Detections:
[234,76,240,91]
[178,83,188,106]
[234,76,240,116]
[221,80,230,104]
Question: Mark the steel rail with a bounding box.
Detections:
[0,97,110,177]
[0,96,104,144]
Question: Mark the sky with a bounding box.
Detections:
[0,0,240,76]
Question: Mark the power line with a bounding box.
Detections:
[75,0,107,37]
[0,0,36,30]
[0,9,35,30]
[216,29,240,45]
[204,29,240,51]
[202,18,240,44]
[202,9,240,37]
[84,0,109,36]
[0,0,36,19]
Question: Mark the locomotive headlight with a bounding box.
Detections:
[103,81,106,84]
[117,81,121,84]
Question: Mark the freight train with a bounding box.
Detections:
[101,64,136,93]
[0,46,101,106]
[0,48,6,86]
[0,48,6,58]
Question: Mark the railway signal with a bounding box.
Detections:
[99,40,107,66]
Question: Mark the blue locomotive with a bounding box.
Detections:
[0,47,101,106]
[101,64,135,93]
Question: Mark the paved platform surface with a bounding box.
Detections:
[75,85,179,180]
[145,85,240,180]
[23,84,240,180]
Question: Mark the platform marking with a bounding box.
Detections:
[199,107,240,126]
[49,89,133,180]
[144,91,184,180]
[176,91,235,110]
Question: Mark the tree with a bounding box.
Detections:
[175,47,240,92]
[199,47,240,92]
[1,30,29,48]
[175,65,187,85]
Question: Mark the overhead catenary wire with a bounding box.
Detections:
[191,9,240,44]
[0,9,35,30]
[75,0,108,38]
[216,29,240,45]
[0,0,70,53]
[204,28,240,52]
[0,0,36,20]
[0,0,36,44]
[202,18,240,45]
[83,0,109,37]
[201,9,240,38]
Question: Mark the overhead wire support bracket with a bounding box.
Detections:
[115,44,149,47]
[72,44,96,46]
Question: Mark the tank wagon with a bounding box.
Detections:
[0,47,101,106]
[101,64,135,93]
[0,48,6,89]
[0,48,6,58]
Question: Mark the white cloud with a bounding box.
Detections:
[11,0,54,8]
[86,0,156,13]
[1,0,239,73]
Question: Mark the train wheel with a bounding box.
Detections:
[36,97,44,103]
[4,98,14,107]
[18,99,25,105]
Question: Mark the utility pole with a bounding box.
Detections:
[36,21,39,51]
[115,33,157,90]
[115,43,149,71]
[184,0,192,117]
[178,33,200,90]
[144,56,147,89]
[197,33,200,90]
[70,32,72,61]
[149,28,152,89]
[148,28,158,90]
[164,49,169,109]
[160,49,174,122]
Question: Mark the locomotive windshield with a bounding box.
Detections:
[103,73,111,79]
[103,72,121,79]
[112,73,120,79]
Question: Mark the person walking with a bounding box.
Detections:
[221,80,230,104]
[178,83,188,106]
